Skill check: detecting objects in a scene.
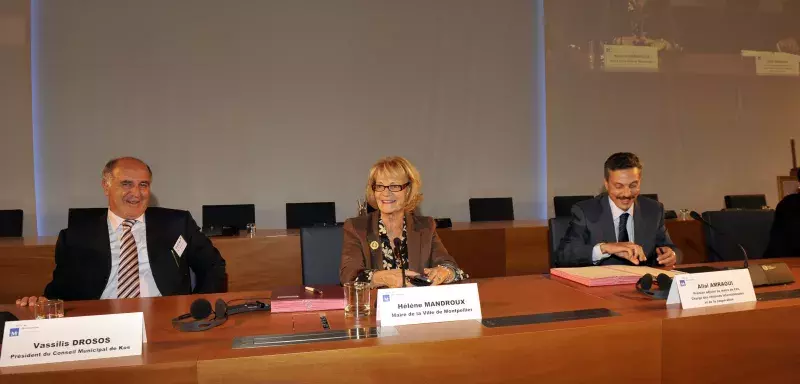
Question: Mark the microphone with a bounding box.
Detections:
[393,237,406,287]
[690,211,749,267]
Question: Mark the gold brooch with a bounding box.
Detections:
[370,241,379,250]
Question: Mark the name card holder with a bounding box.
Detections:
[376,283,482,327]
[1,312,146,367]
[666,269,756,309]
[742,50,800,76]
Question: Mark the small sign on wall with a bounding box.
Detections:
[603,45,659,72]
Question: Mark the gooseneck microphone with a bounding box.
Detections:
[393,237,406,287]
[690,211,749,268]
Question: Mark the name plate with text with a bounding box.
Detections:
[603,45,659,71]
[376,283,482,326]
[742,50,800,76]
[1,312,146,367]
[666,269,756,309]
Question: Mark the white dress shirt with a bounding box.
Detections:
[100,210,163,299]
[591,196,635,263]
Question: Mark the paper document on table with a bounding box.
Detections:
[605,265,682,278]
[550,266,683,287]
[552,266,635,278]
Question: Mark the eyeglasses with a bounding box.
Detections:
[372,183,410,192]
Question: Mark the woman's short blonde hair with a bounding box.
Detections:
[365,156,423,213]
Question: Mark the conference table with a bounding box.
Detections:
[1,258,798,383]
[0,220,705,303]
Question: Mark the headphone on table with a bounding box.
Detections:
[172,298,229,332]
[636,273,673,300]
[171,297,270,332]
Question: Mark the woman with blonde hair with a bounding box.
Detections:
[339,156,466,288]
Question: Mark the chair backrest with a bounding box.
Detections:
[0,209,23,237]
[67,208,107,228]
[553,195,594,217]
[640,193,659,202]
[286,202,336,229]
[202,204,255,231]
[701,210,774,263]
[300,225,344,285]
[548,217,572,267]
[724,194,767,210]
[468,197,514,222]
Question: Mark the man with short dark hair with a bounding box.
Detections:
[555,152,681,267]
[764,171,800,258]
[17,157,226,305]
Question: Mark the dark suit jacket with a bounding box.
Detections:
[555,195,681,267]
[764,193,800,258]
[339,211,459,283]
[44,207,227,301]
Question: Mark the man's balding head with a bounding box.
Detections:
[101,157,152,219]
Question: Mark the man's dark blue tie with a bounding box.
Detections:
[618,213,630,243]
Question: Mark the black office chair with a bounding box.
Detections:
[0,209,23,237]
[468,197,514,222]
[553,195,594,217]
[300,226,344,285]
[640,193,659,202]
[701,210,774,263]
[286,202,337,229]
[202,204,255,232]
[724,194,767,210]
[67,208,107,228]
[548,217,572,268]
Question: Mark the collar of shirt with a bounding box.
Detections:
[607,196,634,220]
[108,209,146,231]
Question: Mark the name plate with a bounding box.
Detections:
[376,283,482,326]
[666,269,756,309]
[603,45,659,71]
[742,50,800,76]
[1,312,146,367]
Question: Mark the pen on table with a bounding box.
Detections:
[305,286,323,295]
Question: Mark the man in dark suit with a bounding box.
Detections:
[555,152,681,268]
[17,157,226,305]
[763,171,800,258]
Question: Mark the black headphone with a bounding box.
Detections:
[171,297,271,332]
[636,273,673,300]
[172,298,228,332]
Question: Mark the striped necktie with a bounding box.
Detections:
[117,219,141,299]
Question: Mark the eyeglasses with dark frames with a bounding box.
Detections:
[372,183,410,192]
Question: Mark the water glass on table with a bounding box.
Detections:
[35,299,64,319]
[343,282,371,318]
